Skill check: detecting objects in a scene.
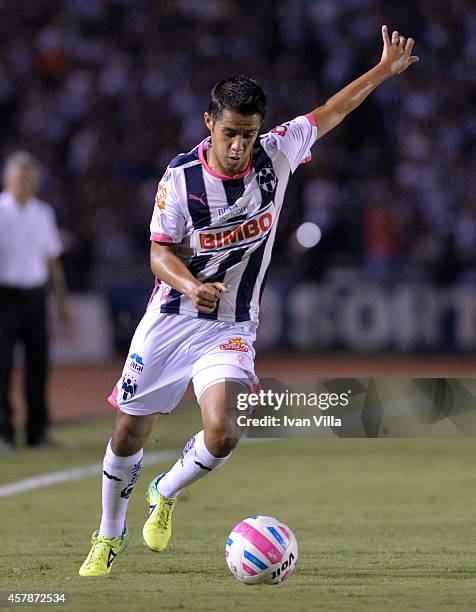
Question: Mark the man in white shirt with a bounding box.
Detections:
[0,151,69,450]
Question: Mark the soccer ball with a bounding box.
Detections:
[225,515,298,585]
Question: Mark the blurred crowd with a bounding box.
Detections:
[0,0,474,294]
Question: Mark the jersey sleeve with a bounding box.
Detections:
[263,114,318,174]
[150,168,186,244]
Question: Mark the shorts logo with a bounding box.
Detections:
[121,374,138,401]
[220,337,249,352]
[128,352,145,373]
[257,165,277,192]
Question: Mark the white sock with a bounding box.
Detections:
[99,439,143,539]
[157,430,231,499]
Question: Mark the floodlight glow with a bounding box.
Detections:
[296,222,322,248]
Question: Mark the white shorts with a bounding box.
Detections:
[108,308,258,416]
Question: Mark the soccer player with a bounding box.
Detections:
[79,26,418,576]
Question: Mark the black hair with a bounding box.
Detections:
[208,76,267,121]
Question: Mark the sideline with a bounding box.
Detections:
[0,438,269,498]
[0,449,179,498]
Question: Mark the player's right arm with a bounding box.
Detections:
[150,168,228,314]
[150,242,228,314]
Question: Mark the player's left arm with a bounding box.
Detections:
[311,25,419,139]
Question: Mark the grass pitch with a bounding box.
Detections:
[1,408,475,611]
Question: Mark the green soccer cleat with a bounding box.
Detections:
[143,473,177,552]
[79,529,129,576]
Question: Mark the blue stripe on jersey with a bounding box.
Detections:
[222,178,245,204]
[188,253,214,278]
[253,141,272,173]
[160,288,182,314]
[197,247,247,320]
[168,148,199,168]
[259,269,269,305]
[160,254,212,316]
[235,236,269,322]
[221,177,247,222]
[253,142,278,210]
[185,165,211,229]
[193,179,248,320]
[243,550,268,570]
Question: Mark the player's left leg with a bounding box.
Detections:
[81,309,195,574]
[143,379,244,552]
[100,410,156,537]
[79,410,156,576]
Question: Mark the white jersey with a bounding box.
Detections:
[149,114,318,323]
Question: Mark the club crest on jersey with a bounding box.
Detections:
[220,337,249,352]
[193,203,274,253]
[121,374,138,401]
[257,165,277,192]
[128,352,145,373]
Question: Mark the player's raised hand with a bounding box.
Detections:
[189,281,229,313]
[380,25,419,75]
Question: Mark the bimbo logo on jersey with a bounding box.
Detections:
[193,203,275,253]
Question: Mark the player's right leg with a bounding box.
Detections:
[143,320,258,553]
[79,411,155,576]
[143,379,249,552]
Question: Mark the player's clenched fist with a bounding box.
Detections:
[188,282,229,313]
